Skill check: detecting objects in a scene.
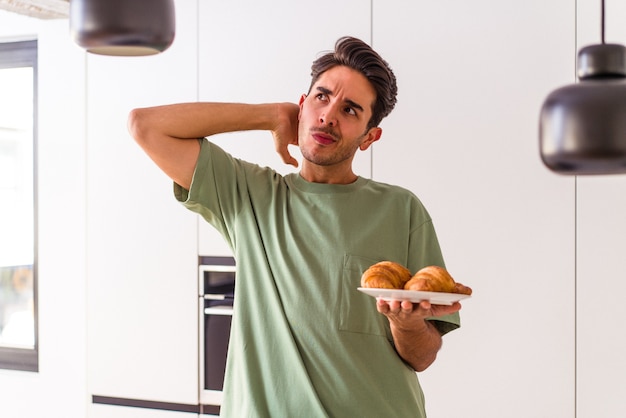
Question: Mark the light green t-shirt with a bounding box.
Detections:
[175,139,460,418]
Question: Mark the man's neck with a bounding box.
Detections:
[299,163,358,185]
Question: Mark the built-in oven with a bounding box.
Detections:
[198,256,235,414]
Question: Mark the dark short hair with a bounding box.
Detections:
[309,36,398,129]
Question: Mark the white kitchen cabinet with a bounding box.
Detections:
[196,0,373,256]
[198,220,232,257]
[86,0,201,408]
[576,177,626,418]
[90,403,199,418]
[372,1,576,417]
[575,2,626,417]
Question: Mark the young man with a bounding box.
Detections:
[129,36,462,418]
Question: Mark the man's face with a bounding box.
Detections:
[297,65,381,171]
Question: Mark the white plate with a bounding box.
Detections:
[357,287,471,306]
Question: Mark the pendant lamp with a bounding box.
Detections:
[70,0,176,56]
[539,0,626,174]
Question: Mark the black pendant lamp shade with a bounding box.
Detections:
[70,0,176,56]
[540,44,626,174]
[539,0,626,175]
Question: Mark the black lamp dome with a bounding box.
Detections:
[539,0,626,175]
[539,43,626,174]
[70,0,176,56]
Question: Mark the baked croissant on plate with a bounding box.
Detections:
[404,265,472,295]
[361,262,472,295]
[360,261,412,289]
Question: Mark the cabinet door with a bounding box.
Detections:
[90,404,198,418]
[86,0,200,405]
[373,1,576,417]
[576,178,626,417]
[576,2,626,417]
[196,0,373,256]
[198,220,232,257]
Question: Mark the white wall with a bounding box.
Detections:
[373,1,577,416]
[0,9,39,41]
[0,11,88,418]
[1,1,626,417]
[85,0,200,406]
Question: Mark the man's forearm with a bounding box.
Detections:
[129,102,282,141]
[390,319,442,372]
[128,102,293,189]
[376,299,460,373]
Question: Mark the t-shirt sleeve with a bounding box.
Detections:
[408,202,461,336]
[173,139,242,246]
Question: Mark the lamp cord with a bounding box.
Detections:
[601,0,605,44]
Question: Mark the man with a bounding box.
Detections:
[129,36,462,418]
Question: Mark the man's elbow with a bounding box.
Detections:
[127,108,150,146]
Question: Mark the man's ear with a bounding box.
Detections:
[298,94,307,120]
[359,127,382,151]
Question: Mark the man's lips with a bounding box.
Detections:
[311,130,337,145]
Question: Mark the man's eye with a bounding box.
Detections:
[344,107,356,116]
[316,93,328,101]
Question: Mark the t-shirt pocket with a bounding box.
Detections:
[338,254,390,337]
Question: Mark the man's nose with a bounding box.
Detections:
[320,105,338,127]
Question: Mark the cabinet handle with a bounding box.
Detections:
[204,306,233,316]
[203,294,233,300]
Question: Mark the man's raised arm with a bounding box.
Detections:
[128,102,300,189]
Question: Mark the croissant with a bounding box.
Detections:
[404,265,472,295]
[360,261,412,289]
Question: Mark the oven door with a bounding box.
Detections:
[198,258,235,407]
[200,299,233,406]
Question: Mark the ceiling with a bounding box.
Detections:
[0,0,69,19]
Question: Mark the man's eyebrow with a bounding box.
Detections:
[316,86,333,96]
[316,86,365,113]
